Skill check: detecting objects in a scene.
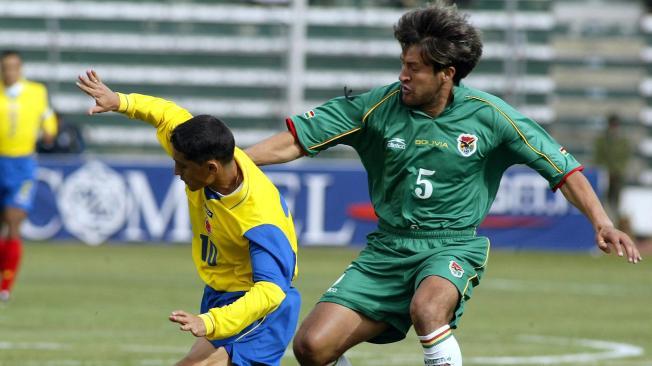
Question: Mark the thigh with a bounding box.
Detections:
[176,338,231,366]
[296,302,388,354]
[414,236,490,327]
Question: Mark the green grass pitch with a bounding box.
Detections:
[0,242,649,365]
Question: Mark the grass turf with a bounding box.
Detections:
[0,242,649,365]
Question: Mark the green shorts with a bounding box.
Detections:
[319,226,490,344]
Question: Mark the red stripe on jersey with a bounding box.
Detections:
[553,165,585,192]
[285,118,308,156]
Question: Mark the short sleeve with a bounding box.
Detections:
[288,95,367,156]
[495,104,582,190]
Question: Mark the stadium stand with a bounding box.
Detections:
[0,0,553,153]
[0,0,648,184]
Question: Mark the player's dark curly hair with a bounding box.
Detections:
[394,0,483,84]
[170,115,235,165]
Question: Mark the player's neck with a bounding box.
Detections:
[209,162,242,195]
[422,82,453,118]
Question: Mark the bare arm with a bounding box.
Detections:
[245,131,304,166]
[560,171,641,263]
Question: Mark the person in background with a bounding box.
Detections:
[37,112,85,154]
[0,50,57,302]
[593,113,632,226]
[246,2,642,365]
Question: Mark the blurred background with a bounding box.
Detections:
[0,1,651,365]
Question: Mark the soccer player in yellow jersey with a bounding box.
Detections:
[77,70,300,366]
[0,50,57,302]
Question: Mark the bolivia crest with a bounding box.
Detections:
[457,133,478,157]
[449,260,464,278]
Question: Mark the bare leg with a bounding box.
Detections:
[411,275,462,365]
[410,275,459,334]
[175,338,231,366]
[3,207,26,240]
[293,302,388,366]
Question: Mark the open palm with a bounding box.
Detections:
[75,69,120,115]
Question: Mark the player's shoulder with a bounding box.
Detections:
[360,82,402,105]
[457,83,523,120]
[458,84,505,107]
[23,79,47,90]
[22,79,49,97]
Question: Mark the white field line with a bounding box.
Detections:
[0,341,70,350]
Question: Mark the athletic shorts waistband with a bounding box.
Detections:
[378,221,476,238]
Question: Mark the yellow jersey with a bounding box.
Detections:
[116,93,299,341]
[0,79,57,156]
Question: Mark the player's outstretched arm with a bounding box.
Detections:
[245,131,304,166]
[560,171,642,263]
[76,69,119,115]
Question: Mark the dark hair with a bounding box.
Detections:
[1,50,21,60]
[394,0,483,84]
[170,115,235,165]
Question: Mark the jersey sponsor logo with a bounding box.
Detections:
[559,146,569,156]
[303,110,316,119]
[386,137,406,150]
[204,205,213,218]
[457,133,478,157]
[415,139,449,149]
[205,218,212,233]
[449,260,464,278]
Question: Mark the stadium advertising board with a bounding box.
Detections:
[25,157,599,250]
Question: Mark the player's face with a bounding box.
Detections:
[0,54,22,86]
[399,45,449,112]
[172,148,213,192]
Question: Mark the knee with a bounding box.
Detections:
[293,330,339,366]
[410,290,458,329]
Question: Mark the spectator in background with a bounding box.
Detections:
[37,113,85,154]
[594,113,632,226]
[0,50,57,302]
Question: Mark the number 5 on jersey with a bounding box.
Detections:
[414,168,435,199]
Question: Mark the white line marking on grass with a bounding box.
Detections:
[0,341,69,350]
[468,335,644,365]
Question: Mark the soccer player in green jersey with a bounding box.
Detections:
[246,2,642,365]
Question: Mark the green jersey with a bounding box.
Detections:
[288,82,582,231]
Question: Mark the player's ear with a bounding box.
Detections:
[206,160,220,174]
[442,66,455,82]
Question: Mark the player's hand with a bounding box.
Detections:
[75,69,120,115]
[596,226,642,264]
[169,310,207,337]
